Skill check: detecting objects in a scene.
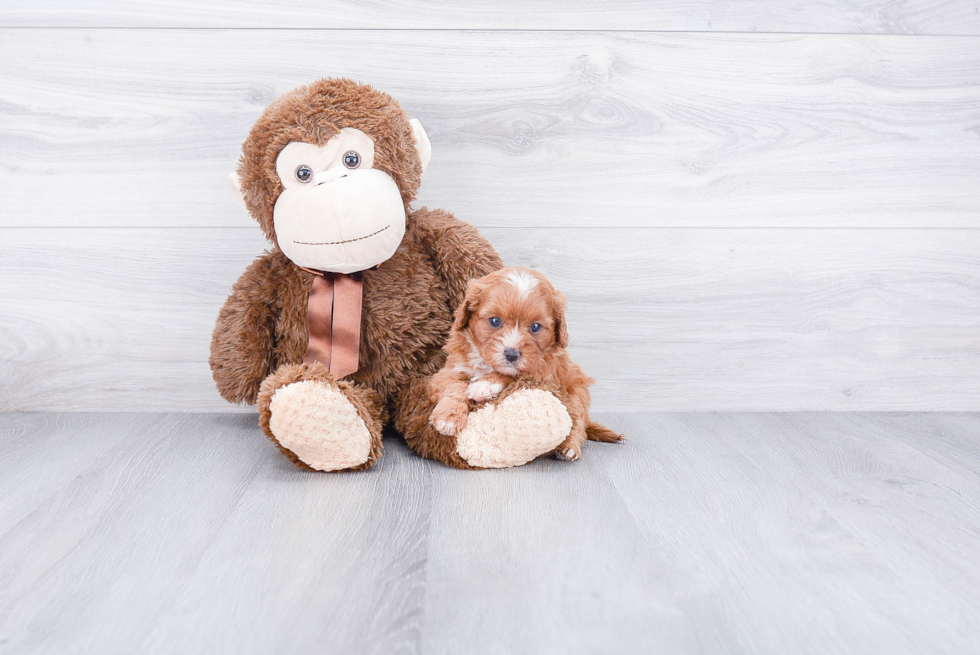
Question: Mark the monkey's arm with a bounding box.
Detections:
[209,252,280,404]
[411,207,504,312]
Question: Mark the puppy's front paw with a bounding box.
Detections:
[433,419,459,436]
[555,442,582,461]
[430,398,469,437]
[467,379,503,403]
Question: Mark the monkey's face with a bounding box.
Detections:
[272,128,407,274]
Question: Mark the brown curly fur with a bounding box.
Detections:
[210,78,504,470]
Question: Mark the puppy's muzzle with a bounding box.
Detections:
[504,349,520,364]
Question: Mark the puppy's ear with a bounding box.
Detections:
[452,278,484,333]
[552,290,569,348]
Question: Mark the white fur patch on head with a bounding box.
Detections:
[506,270,539,298]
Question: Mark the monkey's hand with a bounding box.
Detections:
[210,253,281,404]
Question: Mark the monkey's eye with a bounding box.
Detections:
[343,151,361,169]
[295,165,313,183]
[488,317,502,329]
[529,322,542,334]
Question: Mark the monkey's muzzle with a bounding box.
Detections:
[273,168,407,274]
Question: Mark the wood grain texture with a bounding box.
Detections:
[1,227,978,412]
[137,423,431,655]
[0,414,266,653]
[2,30,980,229]
[0,413,430,654]
[5,0,980,34]
[859,412,980,479]
[0,413,167,536]
[3,411,980,654]
[595,412,980,654]
[421,447,694,653]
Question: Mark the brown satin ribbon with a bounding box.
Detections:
[301,268,364,380]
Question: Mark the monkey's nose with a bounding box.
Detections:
[504,349,520,364]
[312,167,348,185]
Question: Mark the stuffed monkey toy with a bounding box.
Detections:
[210,78,573,471]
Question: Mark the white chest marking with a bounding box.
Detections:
[454,336,494,381]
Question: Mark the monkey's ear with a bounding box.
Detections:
[228,171,248,212]
[409,118,432,173]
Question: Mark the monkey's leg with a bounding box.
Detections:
[257,362,384,472]
[396,373,477,470]
[397,374,571,469]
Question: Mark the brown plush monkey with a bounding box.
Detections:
[211,78,574,471]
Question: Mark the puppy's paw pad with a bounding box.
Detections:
[430,398,469,436]
[556,445,581,461]
[433,419,458,436]
[467,379,502,402]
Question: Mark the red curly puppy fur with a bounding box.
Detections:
[429,267,623,461]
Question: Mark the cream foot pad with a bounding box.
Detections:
[268,380,372,471]
[456,389,572,469]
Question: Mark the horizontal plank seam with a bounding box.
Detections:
[2,27,980,38]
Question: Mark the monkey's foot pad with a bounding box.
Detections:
[268,380,372,471]
[456,389,572,468]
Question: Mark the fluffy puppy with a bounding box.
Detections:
[428,267,623,461]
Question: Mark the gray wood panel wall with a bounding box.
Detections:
[1,3,978,412]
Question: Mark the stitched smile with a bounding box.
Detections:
[294,224,390,246]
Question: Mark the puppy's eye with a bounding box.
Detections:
[488,317,502,329]
[295,165,313,183]
[343,151,361,169]
[529,322,542,334]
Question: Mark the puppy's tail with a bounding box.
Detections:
[586,421,625,443]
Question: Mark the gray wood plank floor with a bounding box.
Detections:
[1,412,979,654]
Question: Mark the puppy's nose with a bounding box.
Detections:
[504,349,520,364]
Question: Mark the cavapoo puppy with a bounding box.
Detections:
[428,266,623,461]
